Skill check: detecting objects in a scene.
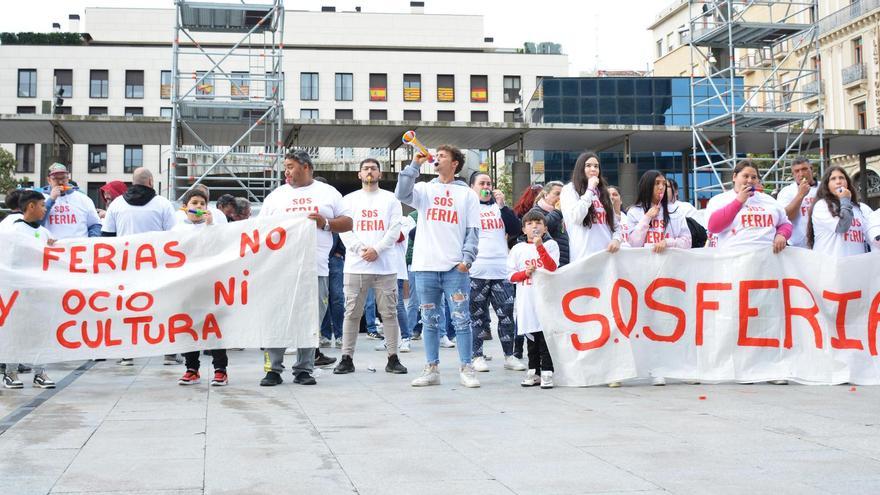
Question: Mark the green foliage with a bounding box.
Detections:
[0,32,83,45]
[496,162,513,202]
[0,147,27,196]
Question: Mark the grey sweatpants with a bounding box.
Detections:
[265,276,329,375]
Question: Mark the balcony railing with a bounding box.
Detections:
[819,0,880,34]
[842,63,867,85]
[803,79,823,97]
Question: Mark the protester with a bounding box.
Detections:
[1,190,56,389]
[97,180,128,219]
[625,170,692,254]
[468,172,526,373]
[331,158,407,375]
[560,151,622,261]
[508,210,559,389]
[776,157,818,248]
[40,163,102,239]
[806,166,874,257]
[258,151,352,386]
[608,185,629,245]
[173,184,227,225]
[530,181,569,266]
[396,145,481,388]
[665,178,697,219]
[513,184,542,220]
[0,188,24,229]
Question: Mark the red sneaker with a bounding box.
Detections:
[211,370,228,387]
[178,369,200,385]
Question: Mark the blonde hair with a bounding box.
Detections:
[535,181,564,205]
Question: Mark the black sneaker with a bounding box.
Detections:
[478,330,493,341]
[314,350,337,367]
[366,332,384,340]
[17,364,32,373]
[293,371,317,385]
[385,354,408,374]
[259,371,283,386]
[33,372,56,389]
[333,355,355,374]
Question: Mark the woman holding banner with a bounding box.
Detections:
[559,151,622,262]
[806,166,874,257]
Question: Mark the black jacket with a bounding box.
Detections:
[528,205,569,266]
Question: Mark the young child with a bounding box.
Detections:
[507,210,560,389]
[0,188,24,230]
[172,188,227,386]
[2,190,56,389]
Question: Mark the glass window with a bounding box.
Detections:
[89,107,108,115]
[618,79,634,94]
[503,111,516,122]
[124,107,143,116]
[55,106,72,115]
[16,106,36,114]
[580,98,597,114]
[437,74,455,102]
[580,79,597,96]
[160,70,172,99]
[88,145,107,173]
[160,107,172,118]
[562,97,579,115]
[231,72,250,99]
[503,75,521,103]
[856,102,867,129]
[335,73,353,101]
[599,98,616,115]
[561,79,579,96]
[598,79,615,96]
[90,70,108,98]
[437,110,455,121]
[618,97,635,115]
[543,97,561,115]
[196,71,214,99]
[853,37,863,64]
[470,75,488,102]
[335,109,353,119]
[636,97,653,114]
[124,145,143,173]
[300,109,319,119]
[125,70,144,98]
[18,69,37,98]
[369,73,387,102]
[471,110,489,122]
[403,74,421,102]
[15,144,35,173]
[635,79,653,95]
[369,109,387,120]
[266,72,284,99]
[54,69,72,98]
[403,109,421,121]
[300,72,318,100]
[543,79,560,97]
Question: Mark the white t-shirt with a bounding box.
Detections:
[560,183,621,261]
[408,180,481,272]
[705,190,790,249]
[260,181,349,277]
[669,200,697,219]
[173,206,228,225]
[339,188,402,276]
[395,215,416,280]
[10,220,52,245]
[507,239,560,335]
[869,207,880,249]
[0,212,23,231]
[624,205,691,248]
[102,195,178,236]
[470,202,509,280]
[44,191,101,239]
[171,220,211,233]
[776,182,818,248]
[810,200,873,257]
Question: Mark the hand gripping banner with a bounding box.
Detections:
[0,216,318,364]
[533,248,880,386]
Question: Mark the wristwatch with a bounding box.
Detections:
[463,261,472,269]
[322,220,331,232]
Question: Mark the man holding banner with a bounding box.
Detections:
[258,151,352,386]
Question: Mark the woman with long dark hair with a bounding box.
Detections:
[625,170,691,253]
[559,151,621,261]
[806,166,874,256]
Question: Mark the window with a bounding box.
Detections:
[18,69,37,97]
[856,102,867,129]
[160,70,172,99]
[678,26,687,45]
[124,107,143,116]
[403,109,421,121]
[335,73,353,101]
[266,72,284,99]
[125,70,144,98]
[124,145,143,174]
[471,110,489,122]
[369,73,387,101]
[853,37,863,64]
[89,107,108,115]
[55,69,72,98]
[369,109,387,120]
[90,70,108,98]
[16,106,36,114]
[300,109,319,119]
[666,33,674,51]
[470,75,488,102]
[300,72,319,100]
[503,110,516,122]
[88,145,107,173]
[196,71,214,98]
[15,144,34,173]
[656,39,664,58]
[403,74,421,101]
[231,72,250,99]
[437,110,455,121]
[781,84,792,111]
[437,74,454,102]
[335,109,353,119]
[160,107,173,118]
[503,75,521,103]
[811,56,821,81]
[55,106,72,115]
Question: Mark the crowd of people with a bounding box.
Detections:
[1,149,880,390]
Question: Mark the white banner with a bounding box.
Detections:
[0,216,318,364]
[534,248,880,386]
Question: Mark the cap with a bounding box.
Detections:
[48,163,68,177]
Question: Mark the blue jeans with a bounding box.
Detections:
[321,255,344,340]
[407,267,454,339]
[365,289,378,334]
[413,268,473,365]
[365,280,411,339]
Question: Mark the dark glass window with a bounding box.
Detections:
[301,72,319,100]
[581,98,597,114]
[369,109,387,120]
[18,69,37,98]
[403,109,421,121]
[124,145,143,173]
[89,107,108,115]
[15,144,35,173]
[335,109,354,119]
[125,107,144,116]
[471,111,489,122]
[437,110,455,121]
[90,70,108,98]
[369,73,387,102]
[55,69,73,97]
[580,79,597,96]
[561,79,579,96]
[17,106,36,114]
[125,70,144,98]
[598,79,616,96]
[88,145,107,173]
[403,74,421,102]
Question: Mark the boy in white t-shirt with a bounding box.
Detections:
[1,190,56,390]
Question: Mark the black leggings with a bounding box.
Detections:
[183,349,228,371]
[526,333,553,373]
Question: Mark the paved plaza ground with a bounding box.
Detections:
[1,336,879,495]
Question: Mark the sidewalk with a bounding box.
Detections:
[1,336,879,494]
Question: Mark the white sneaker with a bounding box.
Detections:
[411,364,440,387]
[540,371,554,389]
[439,336,456,348]
[503,355,527,371]
[374,341,387,351]
[319,337,331,348]
[521,369,540,387]
[398,338,411,353]
[652,377,666,386]
[284,348,297,355]
[770,379,788,385]
[608,381,621,388]
[333,338,343,349]
[472,356,490,372]
[459,364,481,388]
[117,358,134,367]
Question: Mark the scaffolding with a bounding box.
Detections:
[688,0,824,201]
[169,0,285,203]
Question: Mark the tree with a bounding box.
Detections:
[0,147,27,196]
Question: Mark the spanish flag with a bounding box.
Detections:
[370,87,387,101]
[471,88,487,102]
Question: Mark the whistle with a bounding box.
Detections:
[183,208,207,216]
[59,185,73,192]
[480,189,490,198]
[402,130,434,162]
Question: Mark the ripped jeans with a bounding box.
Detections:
[413,268,473,366]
